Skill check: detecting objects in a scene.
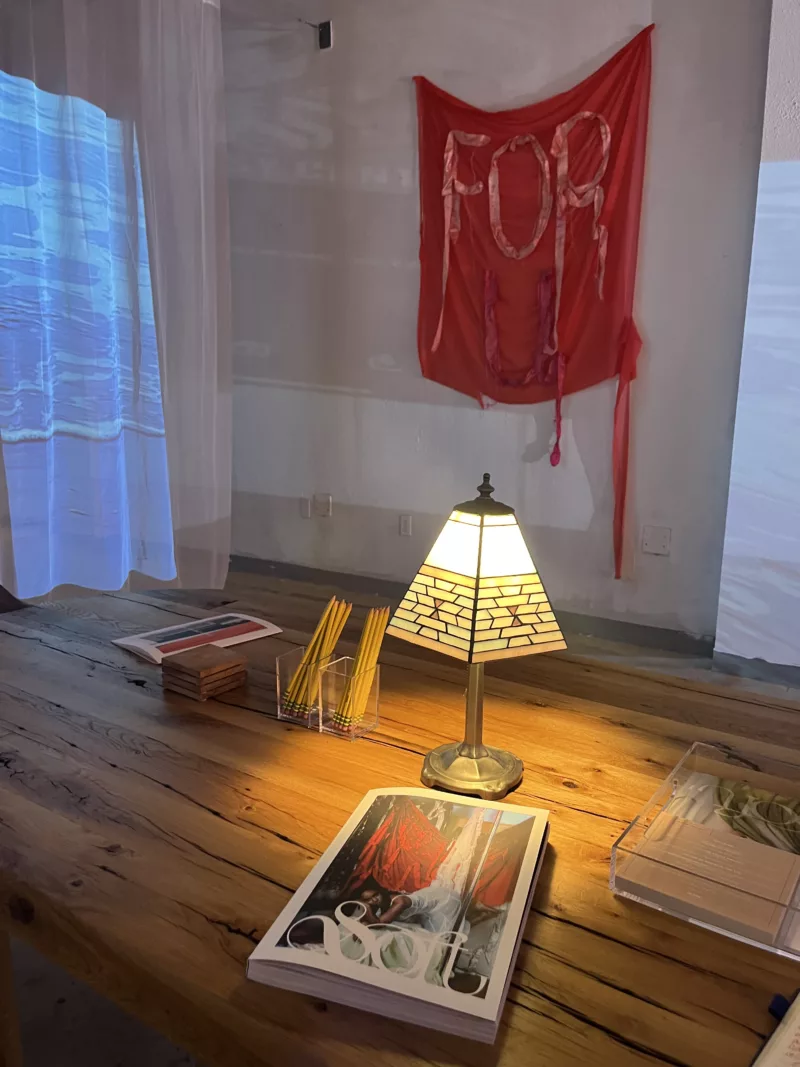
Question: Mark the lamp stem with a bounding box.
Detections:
[421,657,522,800]
[461,662,486,757]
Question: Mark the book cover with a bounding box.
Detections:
[112,613,282,664]
[753,992,800,1065]
[248,788,548,1041]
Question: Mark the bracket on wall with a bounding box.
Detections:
[297,18,333,49]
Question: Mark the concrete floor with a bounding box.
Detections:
[12,939,202,1067]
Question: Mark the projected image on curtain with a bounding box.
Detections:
[0,70,176,598]
[715,0,800,668]
[715,159,800,666]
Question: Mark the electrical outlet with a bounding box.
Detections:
[399,514,413,537]
[299,498,312,519]
[642,525,671,556]
[313,493,333,518]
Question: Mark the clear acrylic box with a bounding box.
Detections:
[275,646,332,728]
[611,742,800,959]
[318,656,379,740]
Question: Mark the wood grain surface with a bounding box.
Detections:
[0,928,22,1067]
[1,578,799,1067]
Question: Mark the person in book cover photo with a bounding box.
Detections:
[274,794,535,997]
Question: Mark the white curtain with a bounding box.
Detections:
[0,0,232,599]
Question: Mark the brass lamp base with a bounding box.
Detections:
[421,741,523,801]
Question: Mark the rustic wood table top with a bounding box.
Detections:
[1,578,800,1067]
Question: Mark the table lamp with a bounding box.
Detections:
[386,474,566,800]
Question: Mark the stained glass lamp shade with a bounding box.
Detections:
[386,474,566,799]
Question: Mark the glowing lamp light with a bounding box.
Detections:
[386,474,566,799]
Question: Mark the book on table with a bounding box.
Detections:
[752,992,800,1065]
[247,787,549,1044]
[113,612,281,664]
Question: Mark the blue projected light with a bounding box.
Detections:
[0,70,176,597]
[716,159,800,665]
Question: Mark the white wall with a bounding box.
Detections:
[223,0,770,637]
[715,0,800,667]
[762,0,800,161]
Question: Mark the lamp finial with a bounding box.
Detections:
[477,473,494,499]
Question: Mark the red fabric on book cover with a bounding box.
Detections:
[415,27,652,576]
[473,820,532,908]
[348,798,449,893]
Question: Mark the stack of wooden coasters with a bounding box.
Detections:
[162,646,247,701]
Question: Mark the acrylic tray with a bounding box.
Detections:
[611,741,800,960]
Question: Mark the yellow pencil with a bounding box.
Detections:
[325,600,355,716]
[297,596,336,671]
[348,609,377,722]
[302,601,352,708]
[337,606,387,730]
[303,598,351,706]
[352,608,385,725]
[330,599,352,650]
[285,596,336,705]
[301,597,341,706]
[336,609,372,728]
[352,607,388,725]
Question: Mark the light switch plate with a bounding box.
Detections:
[399,514,413,537]
[642,525,671,556]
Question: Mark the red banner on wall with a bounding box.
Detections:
[415,27,653,577]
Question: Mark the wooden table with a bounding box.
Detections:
[1,580,800,1067]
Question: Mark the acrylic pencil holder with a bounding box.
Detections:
[318,656,380,740]
[276,646,332,727]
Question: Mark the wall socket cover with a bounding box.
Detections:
[642,525,671,556]
[313,493,333,518]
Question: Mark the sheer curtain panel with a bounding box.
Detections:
[0,0,232,598]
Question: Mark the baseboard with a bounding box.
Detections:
[712,650,800,689]
[229,555,409,600]
[556,609,713,657]
[229,555,714,658]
